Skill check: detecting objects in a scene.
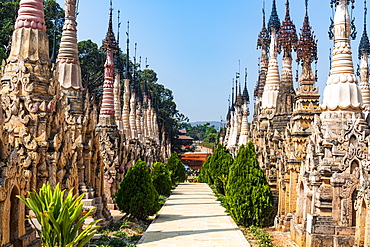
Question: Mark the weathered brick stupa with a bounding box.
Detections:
[96,3,122,209]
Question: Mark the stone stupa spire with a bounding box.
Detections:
[57,0,83,90]
[292,0,320,127]
[321,0,362,111]
[122,21,132,138]
[239,68,250,146]
[277,0,298,76]
[272,0,298,132]
[261,0,281,110]
[296,0,318,88]
[358,0,370,108]
[100,2,118,117]
[255,4,271,99]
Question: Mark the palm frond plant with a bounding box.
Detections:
[17,182,101,247]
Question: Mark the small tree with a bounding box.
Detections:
[166,152,186,184]
[199,156,212,184]
[115,160,160,220]
[225,141,273,227]
[199,144,233,195]
[151,162,172,196]
[210,144,233,195]
[17,182,101,247]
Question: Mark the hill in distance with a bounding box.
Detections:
[190,121,222,130]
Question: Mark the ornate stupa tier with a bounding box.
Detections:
[6,27,49,65]
[100,49,115,117]
[321,0,362,111]
[2,0,52,98]
[7,0,49,63]
[15,0,46,32]
[281,56,292,80]
[57,0,83,90]
[277,0,297,81]
[359,54,370,107]
[114,73,123,132]
[261,29,280,110]
[129,92,137,139]
[122,78,131,137]
[238,102,249,146]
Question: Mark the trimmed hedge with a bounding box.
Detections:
[115,160,160,220]
[225,141,273,227]
[166,152,186,185]
[151,162,172,196]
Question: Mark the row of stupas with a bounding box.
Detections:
[0,0,169,246]
[222,0,370,246]
[223,71,250,152]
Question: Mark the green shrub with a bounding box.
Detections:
[166,152,187,184]
[151,162,172,196]
[115,160,160,220]
[225,141,273,227]
[199,144,233,195]
[17,182,101,247]
[199,156,212,184]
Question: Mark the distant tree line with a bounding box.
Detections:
[183,122,219,149]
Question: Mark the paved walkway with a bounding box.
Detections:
[137,183,250,247]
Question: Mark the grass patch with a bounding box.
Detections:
[90,218,150,247]
[240,226,276,247]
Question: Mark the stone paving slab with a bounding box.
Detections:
[137,183,251,247]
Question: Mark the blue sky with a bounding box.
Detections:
[55,0,367,122]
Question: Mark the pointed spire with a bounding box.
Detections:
[117,9,121,45]
[102,0,118,51]
[15,0,46,32]
[296,0,318,88]
[100,1,118,117]
[57,0,84,90]
[359,0,370,58]
[297,0,318,66]
[236,71,243,105]
[277,0,298,53]
[123,21,132,80]
[257,2,271,50]
[261,16,280,110]
[242,68,250,103]
[231,78,235,111]
[268,0,280,33]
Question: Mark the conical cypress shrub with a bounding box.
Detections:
[166,152,186,184]
[199,144,233,195]
[151,162,172,196]
[115,160,160,220]
[199,156,212,184]
[225,141,273,227]
[209,144,233,195]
